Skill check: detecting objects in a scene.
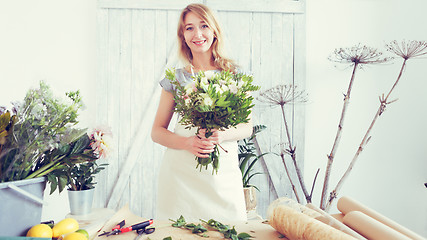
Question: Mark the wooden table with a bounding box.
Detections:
[92,206,284,240]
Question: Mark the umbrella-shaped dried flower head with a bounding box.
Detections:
[257,84,308,107]
[385,40,427,60]
[329,44,392,68]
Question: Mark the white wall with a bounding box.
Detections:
[306,0,427,237]
[0,0,97,223]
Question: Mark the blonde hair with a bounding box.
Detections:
[177,3,237,72]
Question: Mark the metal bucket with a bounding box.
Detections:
[0,177,46,236]
[68,188,95,215]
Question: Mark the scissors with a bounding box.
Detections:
[99,219,154,237]
[134,227,155,240]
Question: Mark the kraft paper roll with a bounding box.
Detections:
[269,205,357,240]
[306,203,366,240]
[331,213,345,223]
[337,196,426,240]
[267,197,321,219]
[343,211,412,240]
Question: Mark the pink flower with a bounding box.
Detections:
[89,125,112,159]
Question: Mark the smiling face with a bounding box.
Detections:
[183,12,215,57]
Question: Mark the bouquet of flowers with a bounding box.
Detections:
[165,69,260,174]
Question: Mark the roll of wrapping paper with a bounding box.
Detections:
[305,203,366,240]
[337,196,426,240]
[331,213,345,223]
[267,197,321,220]
[269,205,357,240]
[343,211,412,240]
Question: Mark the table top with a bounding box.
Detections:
[91,206,284,240]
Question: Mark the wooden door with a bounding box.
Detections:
[95,0,306,219]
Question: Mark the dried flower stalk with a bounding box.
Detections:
[320,45,392,210]
[324,40,427,211]
[258,85,310,203]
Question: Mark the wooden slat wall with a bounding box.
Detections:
[95,0,306,219]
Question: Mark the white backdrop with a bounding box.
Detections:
[0,0,97,222]
[306,0,427,237]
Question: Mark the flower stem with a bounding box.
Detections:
[280,105,311,203]
[280,153,301,203]
[320,63,358,210]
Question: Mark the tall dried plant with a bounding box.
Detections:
[320,44,392,210]
[257,85,313,203]
[257,40,427,209]
[323,40,427,211]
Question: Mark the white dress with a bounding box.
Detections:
[156,68,247,222]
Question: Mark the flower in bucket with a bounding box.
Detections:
[165,69,260,174]
[47,126,113,193]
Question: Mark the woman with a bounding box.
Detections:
[151,3,253,222]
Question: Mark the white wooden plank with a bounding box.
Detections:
[147,10,168,218]
[99,0,203,10]
[129,9,145,216]
[94,8,109,209]
[98,0,305,13]
[250,12,261,82]
[104,8,124,208]
[206,0,304,13]
[106,89,161,209]
[292,12,308,202]
[119,8,133,210]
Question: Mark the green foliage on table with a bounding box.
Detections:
[170,216,208,237]
[201,219,252,240]
[170,216,252,240]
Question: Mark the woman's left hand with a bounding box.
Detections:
[197,129,223,145]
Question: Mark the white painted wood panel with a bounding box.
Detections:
[96,0,306,219]
[99,0,304,13]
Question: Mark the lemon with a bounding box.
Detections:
[26,224,53,238]
[75,229,89,240]
[63,232,87,240]
[52,218,79,238]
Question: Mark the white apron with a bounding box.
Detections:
[156,122,247,222]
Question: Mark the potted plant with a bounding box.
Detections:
[48,127,111,215]
[0,81,86,236]
[238,125,269,217]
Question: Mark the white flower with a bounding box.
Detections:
[201,93,213,106]
[213,84,223,94]
[220,85,229,93]
[205,71,216,79]
[200,77,209,91]
[201,77,209,85]
[237,80,244,88]
[184,83,195,95]
[229,83,238,94]
[185,98,191,106]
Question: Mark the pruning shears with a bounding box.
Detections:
[98,219,154,237]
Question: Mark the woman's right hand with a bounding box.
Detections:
[185,135,215,158]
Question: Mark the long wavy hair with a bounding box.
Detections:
[177,3,236,72]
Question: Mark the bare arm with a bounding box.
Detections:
[151,89,215,158]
